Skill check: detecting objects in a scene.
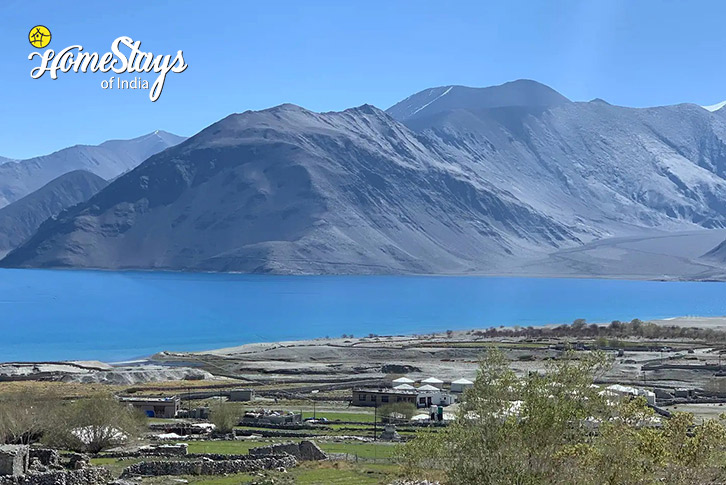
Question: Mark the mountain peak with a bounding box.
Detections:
[343,104,388,116]
[386,80,570,122]
[589,98,611,105]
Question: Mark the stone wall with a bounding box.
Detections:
[121,455,296,478]
[0,446,29,477]
[99,443,188,459]
[0,468,110,485]
[27,450,59,468]
[248,440,327,461]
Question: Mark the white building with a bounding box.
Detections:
[416,384,455,407]
[450,378,474,393]
[603,384,656,406]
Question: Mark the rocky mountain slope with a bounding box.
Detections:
[5,80,726,276]
[0,170,108,258]
[389,80,726,237]
[0,130,185,208]
[0,104,579,273]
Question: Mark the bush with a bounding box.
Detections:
[378,402,417,421]
[210,401,241,434]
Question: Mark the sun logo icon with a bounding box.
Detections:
[28,25,51,49]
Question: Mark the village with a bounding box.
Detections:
[3,317,726,483]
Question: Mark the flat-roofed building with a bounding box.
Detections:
[119,396,180,418]
[352,388,417,408]
[416,384,456,408]
[229,389,256,402]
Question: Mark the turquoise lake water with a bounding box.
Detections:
[1,268,725,362]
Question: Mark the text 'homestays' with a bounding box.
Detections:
[28,36,188,102]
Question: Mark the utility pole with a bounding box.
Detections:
[373,405,377,441]
[311,390,319,420]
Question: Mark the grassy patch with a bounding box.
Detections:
[185,439,399,461]
[176,462,402,485]
[91,457,145,478]
[302,411,376,423]
[319,442,399,460]
[292,461,401,484]
[185,440,272,454]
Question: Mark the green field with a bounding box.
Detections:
[300,410,377,422]
[186,440,271,454]
[318,442,398,460]
[185,439,399,461]
[142,462,401,484]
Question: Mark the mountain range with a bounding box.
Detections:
[0,130,185,208]
[0,170,108,258]
[4,80,726,278]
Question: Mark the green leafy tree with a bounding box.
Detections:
[398,349,726,485]
[210,401,242,434]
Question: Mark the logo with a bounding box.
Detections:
[29,25,51,48]
[27,29,187,102]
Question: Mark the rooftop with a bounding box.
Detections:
[354,387,418,395]
[119,396,179,403]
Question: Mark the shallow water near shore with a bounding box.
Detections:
[1,268,726,362]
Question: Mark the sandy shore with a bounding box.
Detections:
[4,315,726,388]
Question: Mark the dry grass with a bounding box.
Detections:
[0,381,121,399]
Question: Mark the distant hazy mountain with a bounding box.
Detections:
[0,131,185,208]
[1,104,577,273]
[0,170,108,257]
[387,79,570,122]
[703,236,726,261]
[6,80,726,276]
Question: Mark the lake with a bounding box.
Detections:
[1,268,725,362]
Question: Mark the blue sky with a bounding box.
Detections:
[2,0,726,159]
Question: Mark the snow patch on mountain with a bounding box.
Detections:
[412,86,453,116]
[702,100,726,112]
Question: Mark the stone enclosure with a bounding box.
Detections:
[120,455,296,478]
[248,440,328,461]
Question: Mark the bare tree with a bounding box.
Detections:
[0,389,56,445]
[44,395,146,454]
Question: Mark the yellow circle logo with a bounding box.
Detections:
[28,25,51,48]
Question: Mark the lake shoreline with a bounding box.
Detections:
[3,315,726,386]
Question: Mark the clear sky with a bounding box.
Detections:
[2,0,726,159]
